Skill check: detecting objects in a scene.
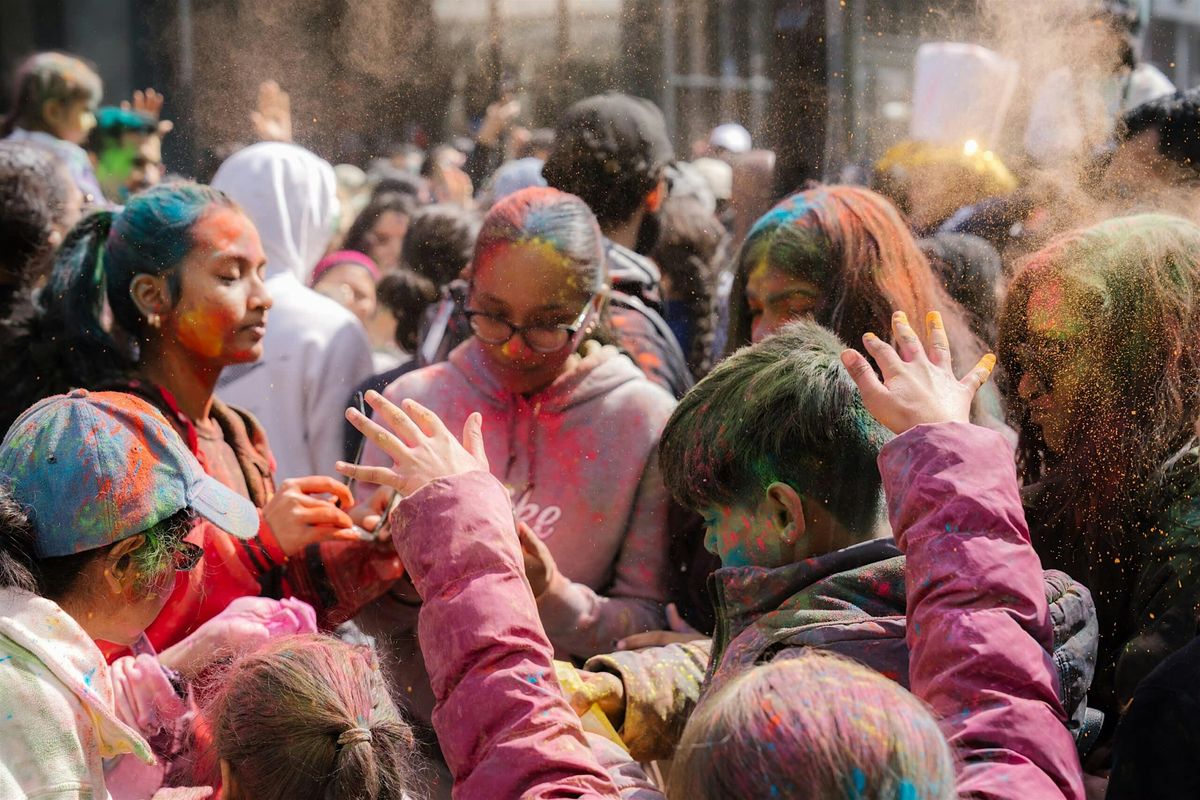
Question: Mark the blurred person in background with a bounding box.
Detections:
[343,192,416,275]
[543,92,693,398]
[2,51,105,206]
[213,142,374,482]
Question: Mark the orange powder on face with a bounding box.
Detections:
[177,307,231,359]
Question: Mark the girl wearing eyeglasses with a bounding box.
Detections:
[355,186,676,745]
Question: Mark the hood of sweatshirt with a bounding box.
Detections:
[708,539,906,677]
[363,337,676,601]
[0,588,153,763]
[211,142,340,283]
[447,337,649,417]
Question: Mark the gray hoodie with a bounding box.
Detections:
[357,336,675,655]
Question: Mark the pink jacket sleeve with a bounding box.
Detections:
[394,471,622,800]
[879,422,1084,800]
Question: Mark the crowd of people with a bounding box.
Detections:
[3,15,1200,798]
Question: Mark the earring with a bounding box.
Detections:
[147,313,161,329]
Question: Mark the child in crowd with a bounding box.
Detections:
[570,319,1095,764]
[650,196,725,380]
[337,314,1084,798]
[0,182,400,658]
[354,187,675,753]
[311,249,380,330]
[998,214,1200,725]
[0,390,258,797]
[204,635,420,800]
[343,269,439,462]
[1,51,106,205]
[212,142,375,482]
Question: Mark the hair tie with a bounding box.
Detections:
[337,727,373,747]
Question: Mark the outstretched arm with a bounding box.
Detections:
[339,392,622,799]
[845,311,1084,800]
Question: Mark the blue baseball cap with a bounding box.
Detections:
[0,390,260,558]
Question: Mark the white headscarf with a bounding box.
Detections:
[211,142,340,282]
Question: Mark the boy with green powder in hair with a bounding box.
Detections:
[572,319,1098,763]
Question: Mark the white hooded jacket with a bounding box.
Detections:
[212,143,373,481]
[0,588,154,799]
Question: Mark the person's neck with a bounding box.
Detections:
[796,512,892,561]
[604,207,646,251]
[139,341,221,424]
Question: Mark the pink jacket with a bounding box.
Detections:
[395,470,656,799]
[883,422,1084,800]
[393,422,1084,799]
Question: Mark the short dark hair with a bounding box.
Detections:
[376,269,437,352]
[659,320,891,537]
[1122,88,1200,180]
[542,93,673,229]
[400,203,481,287]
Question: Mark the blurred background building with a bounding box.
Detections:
[0,0,1184,193]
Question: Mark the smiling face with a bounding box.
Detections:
[745,261,821,344]
[161,208,272,365]
[469,240,594,395]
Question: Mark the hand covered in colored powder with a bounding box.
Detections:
[158,596,318,680]
[567,669,626,730]
[840,310,996,435]
[337,391,489,498]
[109,653,187,736]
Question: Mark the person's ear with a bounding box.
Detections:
[103,534,146,596]
[219,758,241,800]
[644,177,667,213]
[765,482,805,546]
[129,273,172,327]
[41,98,67,133]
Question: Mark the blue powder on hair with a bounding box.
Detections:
[897,780,917,800]
[747,192,820,241]
[846,767,866,798]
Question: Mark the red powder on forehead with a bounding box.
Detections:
[192,207,264,267]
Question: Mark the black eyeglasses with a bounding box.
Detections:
[465,297,596,354]
[172,541,204,572]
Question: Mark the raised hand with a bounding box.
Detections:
[122,88,174,135]
[251,80,292,143]
[840,310,996,434]
[336,391,489,498]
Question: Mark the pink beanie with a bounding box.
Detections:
[310,250,380,286]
